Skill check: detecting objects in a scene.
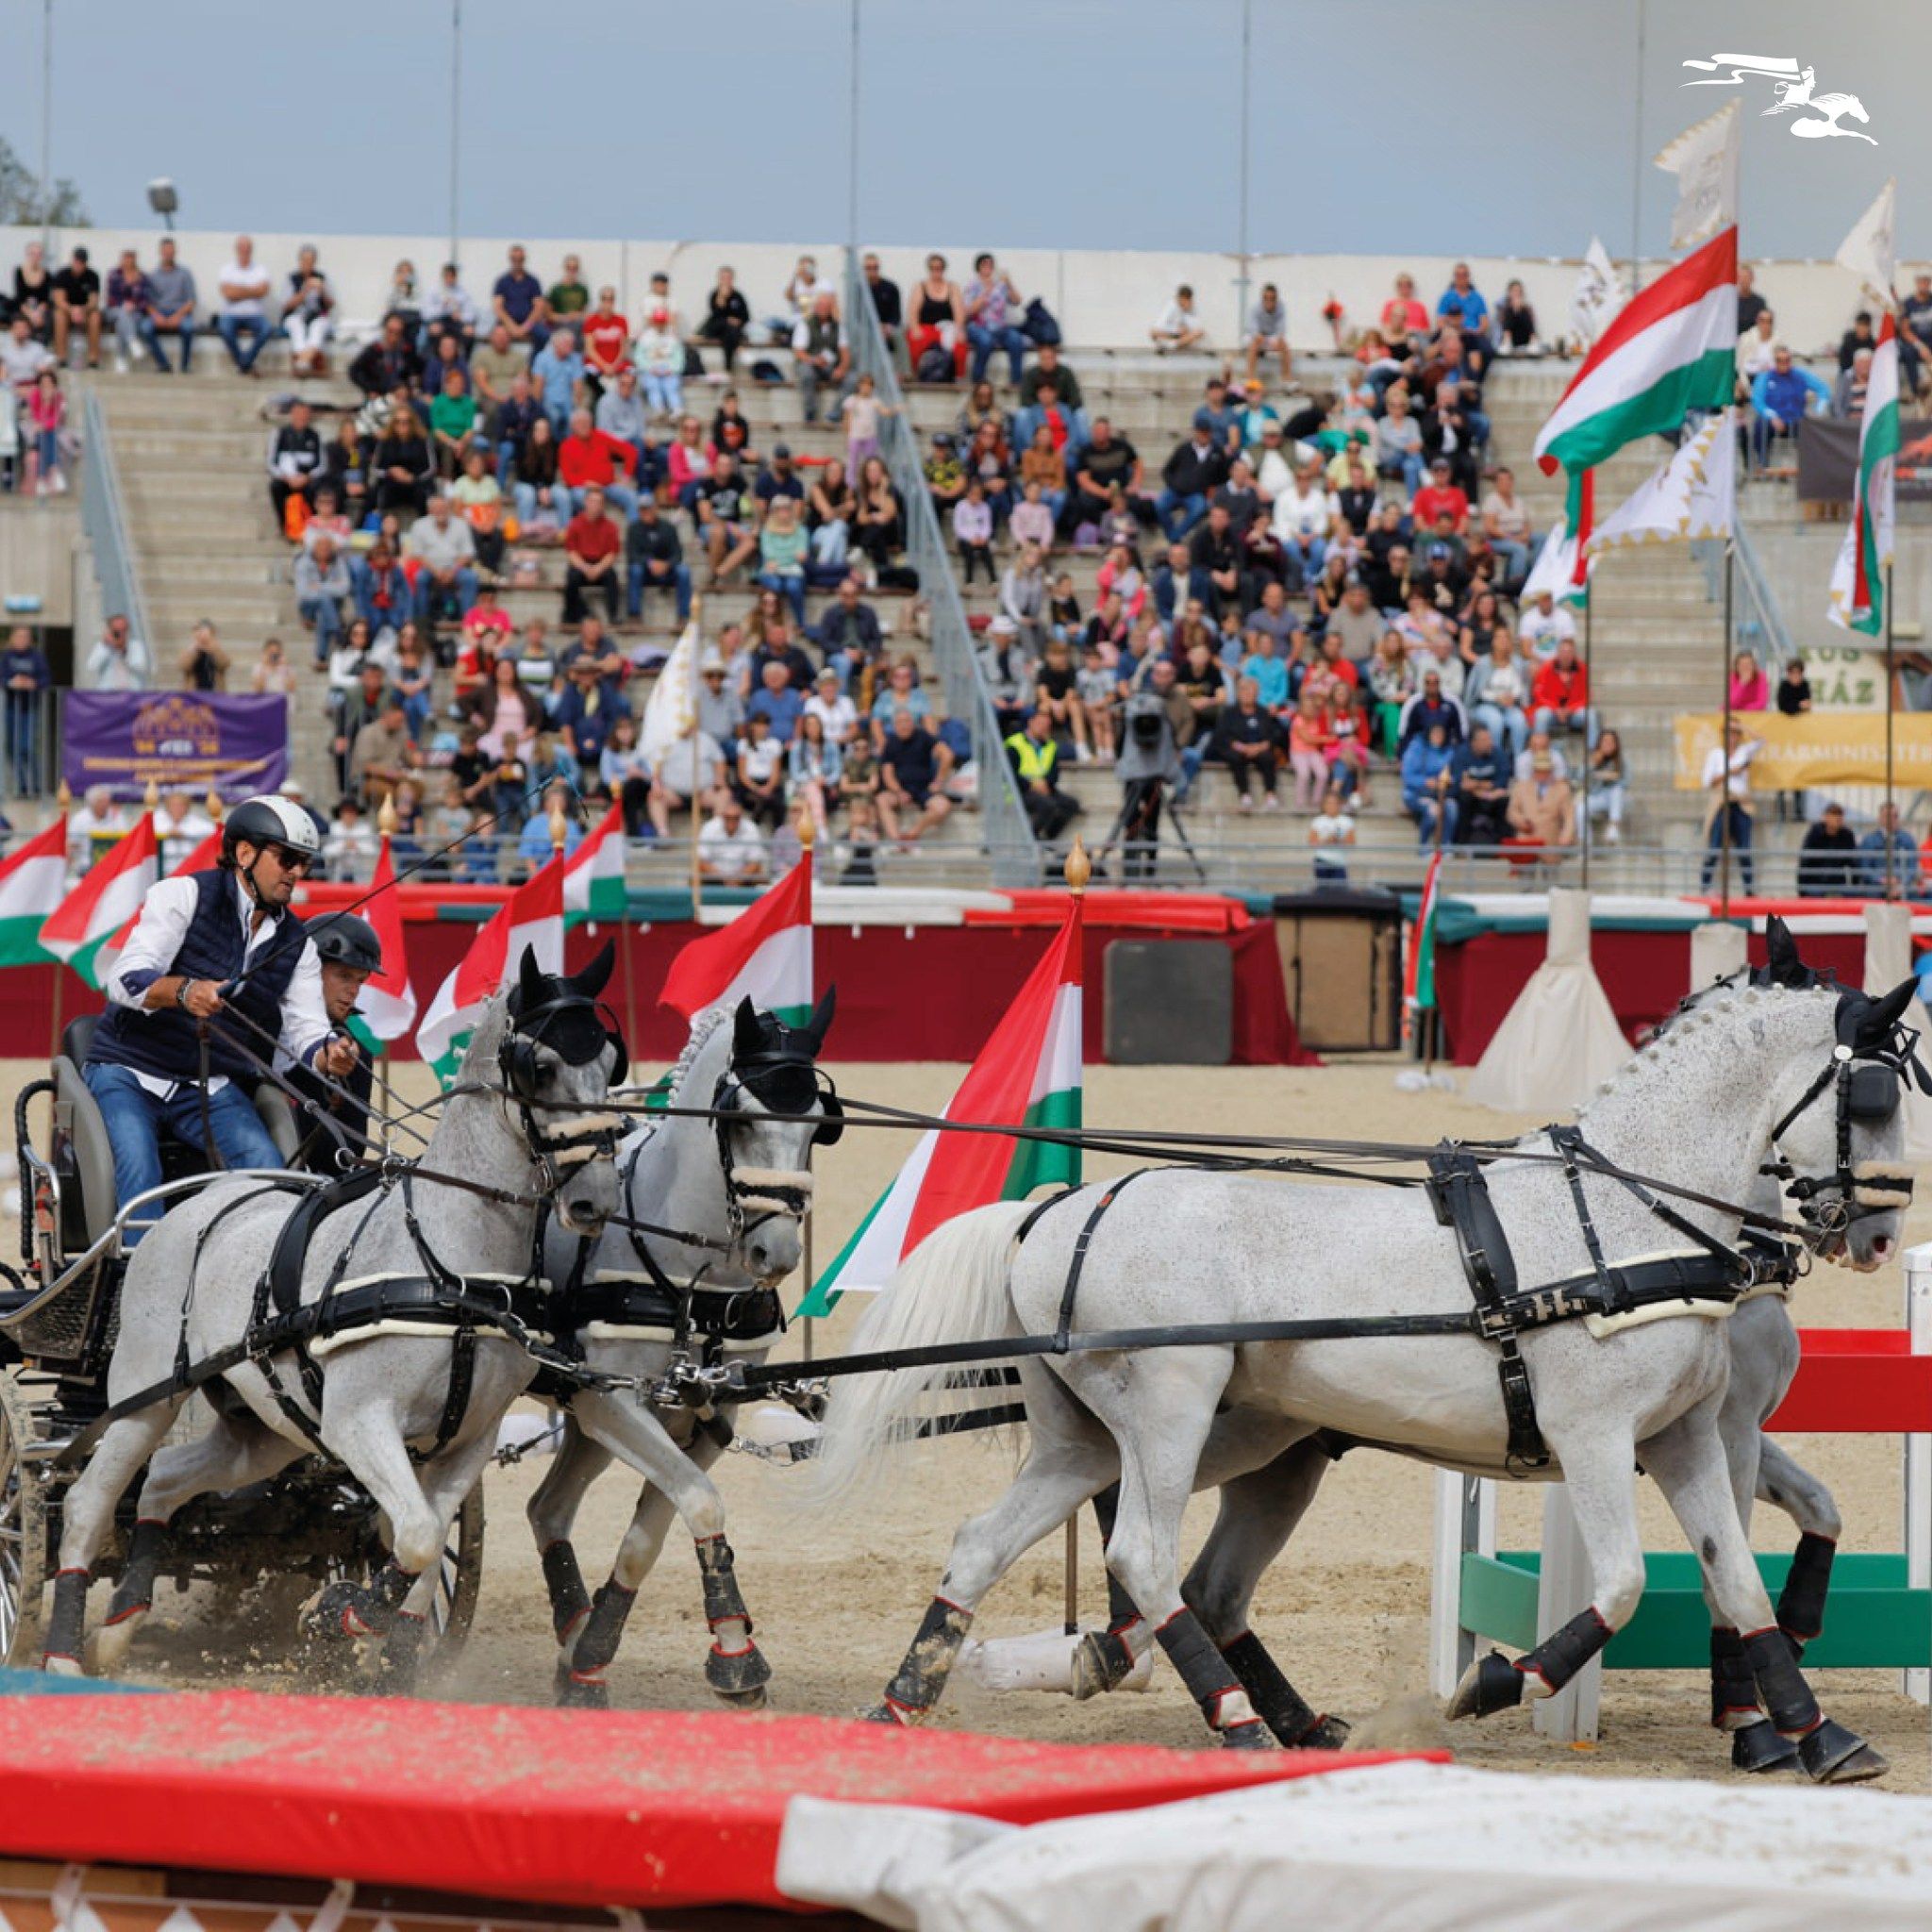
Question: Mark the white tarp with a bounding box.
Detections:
[1465,889,1629,1113]
[774,1760,1932,1932]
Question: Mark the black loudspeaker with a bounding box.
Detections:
[1103,940,1233,1065]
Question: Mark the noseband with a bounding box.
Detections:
[1766,1037,1916,1238]
[709,1047,841,1241]
[498,989,625,1193]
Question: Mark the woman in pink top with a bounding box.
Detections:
[1728,648,1770,712]
[473,657,536,761]
[1288,689,1337,808]
[667,416,717,511]
[26,372,65,494]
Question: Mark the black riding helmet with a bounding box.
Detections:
[308,912,382,974]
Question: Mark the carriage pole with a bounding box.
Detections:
[799,811,818,1364]
[47,779,70,1058]
[1719,541,1734,919]
[1885,561,1896,899]
[1061,837,1092,1636]
[375,793,397,1151]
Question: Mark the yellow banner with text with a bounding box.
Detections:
[1674,712,1932,791]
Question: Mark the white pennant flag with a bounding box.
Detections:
[1522,515,1589,608]
[1835,177,1897,307]
[1569,238,1626,348]
[1654,100,1741,252]
[1585,410,1737,555]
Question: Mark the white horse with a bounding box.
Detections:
[816,972,1915,1781]
[1766,66,1876,142]
[50,946,625,1680]
[527,993,838,1707]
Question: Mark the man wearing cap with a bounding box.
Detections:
[1410,458,1470,536]
[1700,719,1761,891]
[283,913,382,1173]
[805,664,858,746]
[1798,802,1860,898]
[755,443,807,511]
[811,575,884,684]
[695,647,744,758]
[625,497,691,625]
[791,291,849,425]
[1193,377,1243,459]
[1507,746,1576,851]
[84,796,358,1237]
[1158,422,1228,544]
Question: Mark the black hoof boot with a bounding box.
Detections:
[861,1700,912,1725]
[1799,1720,1890,1784]
[1073,1624,1141,1701]
[304,1579,384,1642]
[1446,1651,1525,1722]
[1298,1713,1354,1750]
[706,1639,774,1704]
[1730,1720,1801,1774]
[558,1669,611,1711]
[1221,1718,1275,1750]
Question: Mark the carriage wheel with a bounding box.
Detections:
[0,1374,50,1665]
[425,1486,485,1658]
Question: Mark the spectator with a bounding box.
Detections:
[635,307,684,419]
[267,397,324,527]
[574,284,630,395]
[858,253,905,366]
[1478,468,1534,586]
[349,312,423,399]
[1519,587,1577,662]
[1749,346,1830,472]
[67,784,126,872]
[135,235,196,373]
[806,661,858,741]
[757,495,811,625]
[153,790,215,874]
[1006,706,1080,841]
[697,452,760,586]
[1700,719,1760,891]
[1798,800,1860,897]
[761,254,825,344]
[1466,630,1530,760]
[747,658,806,746]
[510,414,565,534]
[1062,418,1144,539]
[853,456,903,573]
[10,239,52,341]
[451,446,507,574]
[422,259,480,358]
[251,635,297,718]
[755,442,807,512]
[600,714,652,837]
[813,576,885,684]
[322,796,378,883]
[1151,284,1207,353]
[1899,270,1932,398]
[1270,463,1338,587]
[1585,725,1626,845]
[1835,348,1874,420]
[1380,273,1428,342]
[215,236,275,374]
[698,792,767,883]
[788,710,844,842]
[1437,261,1490,340]
[792,290,849,424]
[1374,388,1425,493]
[954,476,996,585]
[1507,746,1576,850]
[981,616,1037,734]
[51,244,101,370]
[1493,279,1540,356]
[105,249,153,373]
[876,708,955,845]
[1860,801,1922,897]
[1189,504,1248,621]
[562,485,622,625]
[1736,307,1779,401]
[696,648,745,757]
[177,619,228,695]
[1210,676,1281,810]
[85,613,151,691]
[1401,721,1459,844]
[625,498,691,625]
[1736,264,1768,335]
[908,253,966,380]
[492,245,547,349]
[1242,282,1291,384]
[557,406,639,522]
[406,494,481,626]
[351,699,417,806]
[428,368,481,479]
[24,371,65,495]
[348,539,407,634]
[471,321,525,409]
[373,404,434,516]
[734,711,788,829]
[1775,656,1813,823]
[840,370,894,477]
[390,629,436,741]
[1531,638,1596,746]
[594,366,654,479]
[963,253,1027,387]
[553,657,631,769]
[700,266,751,372]
[805,458,858,584]
[1157,423,1228,543]
[1838,309,1879,373]
[1398,668,1466,749]
[1454,724,1512,844]
[2,625,50,793]
[531,326,587,433]
[279,245,334,376]
[1728,648,1770,712]
[1412,456,1470,536]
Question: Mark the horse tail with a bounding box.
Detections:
[810,1198,1035,1509]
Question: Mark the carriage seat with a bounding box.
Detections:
[52,1014,306,1252]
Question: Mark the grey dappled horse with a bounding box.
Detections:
[817,968,1915,1780]
[50,946,625,1680]
[528,993,838,1707]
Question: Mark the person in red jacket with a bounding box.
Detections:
[1530,637,1598,748]
[556,406,639,521]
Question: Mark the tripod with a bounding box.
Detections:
[1092,774,1206,884]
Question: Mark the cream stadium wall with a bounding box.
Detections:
[0,229,1910,358]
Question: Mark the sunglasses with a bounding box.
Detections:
[269,843,316,872]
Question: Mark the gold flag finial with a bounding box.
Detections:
[143,776,161,811]
[205,787,225,823]
[1064,836,1091,896]
[376,791,399,837]
[55,778,72,812]
[797,808,816,851]
[549,797,570,853]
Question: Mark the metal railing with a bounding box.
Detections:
[79,389,154,662]
[842,264,1042,886]
[1690,523,1796,672]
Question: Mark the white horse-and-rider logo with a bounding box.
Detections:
[1682,53,1877,145]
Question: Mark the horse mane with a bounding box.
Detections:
[665,1005,734,1103]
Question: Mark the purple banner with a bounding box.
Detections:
[62,692,290,804]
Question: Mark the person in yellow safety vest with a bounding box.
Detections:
[1006,706,1082,842]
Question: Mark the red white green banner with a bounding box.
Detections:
[660,856,812,1028]
[416,851,565,1079]
[798,896,1083,1315]
[1827,314,1899,638]
[358,836,419,1044]
[0,817,68,968]
[564,803,628,925]
[1404,852,1443,1031]
[42,815,159,987]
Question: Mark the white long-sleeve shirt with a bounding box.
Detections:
[107,874,333,1098]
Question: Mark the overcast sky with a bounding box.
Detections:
[2,0,1924,263]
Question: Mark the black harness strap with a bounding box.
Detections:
[1426,1145,1548,1472]
[1055,1172,1150,1352]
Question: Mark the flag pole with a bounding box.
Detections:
[47,777,70,1059]
[376,798,398,1153]
[687,594,707,922]
[1720,541,1734,917]
[1885,561,1897,898]
[798,810,817,1366]
[1581,570,1593,891]
[1060,834,1091,1640]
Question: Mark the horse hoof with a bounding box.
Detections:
[86,1615,141,1676]
[1072,1627,1139,1702]
[1291,1713,1352,1750]
[41,1654,83,1678]
[301,1581,378,1643]
[1445,1651,1524,1722]
[705,1641,773,1700]
[860,1700,912,1726]
[1220,1719,1275,1750]
[714,1685,768,1710]
[558,1673,611,1711]
[1731,1721,1801,1774]
[1800,1721,1889,1784]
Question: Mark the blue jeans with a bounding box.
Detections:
[83,1062,284,1245]
[1156,489,1207,542]
[1533,704,1599,748]
[553,482,638,524]
[136,317,194,373]
[627,558,692,621]
[967,322,1028,386]
[1702,802,1755,891]
[758,568,808,625]
[1406,793,1459,846]
[412,568,478,624]
[1472,704,1527,762]
[1752,412,1800,469]
[1490,538,1529,585]
[299,593,343,661]
[217,313,275,372]
[641,372,683,417]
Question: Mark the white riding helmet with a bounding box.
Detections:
[222,792,324,869]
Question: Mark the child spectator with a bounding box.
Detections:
[1309,785,1355,883]
[840,371,892,475]
[1076,642,1118,763]
[954,477,995,585]
[25,371,64,495]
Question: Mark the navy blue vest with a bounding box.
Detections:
[89,869,309,1086]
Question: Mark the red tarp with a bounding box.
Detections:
[1431,927,1869,1065]
[0,1691,1425,1910]
[1772,1330,1932,1434]
[12,919,1312,1067]
[969,891,1253,934]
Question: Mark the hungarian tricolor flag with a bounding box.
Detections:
[1403,852,1443,1037]
[90,824,224,991]
[42,815,159,988]
[415,852,565,1081]
[797,896,1083,1316]
[1828,313,1899,638]
[0,817,69,967]
[1534,225,1738,548]
[564,802,628,926]
[357,836,419,1045]
[660,855,811,1027]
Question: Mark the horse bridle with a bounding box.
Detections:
[497,988,627,1194]
[1766,1032,1918,1238]
[708,1045,843,1245]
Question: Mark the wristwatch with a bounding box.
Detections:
[175,979,194,1010]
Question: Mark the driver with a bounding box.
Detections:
[85,794,359,1238]
[282,912,381,1173]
